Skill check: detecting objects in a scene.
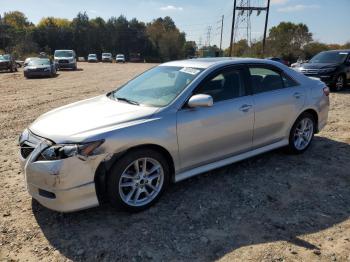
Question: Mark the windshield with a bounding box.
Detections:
[110,66,203,107]
[117,55,124,58]
[55,51,73,57]
[88,54,96,57]
[28,59,51,66]
[310,51,348,63]
[102,53,111,56]
[0,55,10,60]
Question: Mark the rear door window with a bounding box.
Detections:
[249,67,284,94]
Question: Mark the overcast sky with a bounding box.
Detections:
[1,0,349,48]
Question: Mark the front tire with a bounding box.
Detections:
[333,74,345,92]
[287,113,315,154]
[107,149,170,212]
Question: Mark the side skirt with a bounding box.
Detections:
[174,139,288,183]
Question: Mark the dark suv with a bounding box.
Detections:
[297,50,350,91]
[0,54,17,72]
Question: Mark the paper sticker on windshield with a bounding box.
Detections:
[180,67,200,75]
[339,52,348,55]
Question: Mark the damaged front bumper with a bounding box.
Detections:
[19,129,105,212]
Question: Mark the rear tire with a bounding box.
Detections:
[287,113,315,154]
[107,149,170,212]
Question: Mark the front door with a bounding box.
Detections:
[176,66,254,172]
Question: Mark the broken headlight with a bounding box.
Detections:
[37,140,104,161]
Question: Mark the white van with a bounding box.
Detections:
[54,50,77,70]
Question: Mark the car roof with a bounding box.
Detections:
[161,57,281,69]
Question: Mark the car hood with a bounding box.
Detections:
[29,95,159,143]
[0,60,10,63]
[301,62,339,69]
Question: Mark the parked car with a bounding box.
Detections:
[266,57,289,66]
[0,54,17,72]
[54,49,77,70]
[19,58,329,212]
[295,50,350,91]
[291,59,307,68]
[102,53,113,63]
[116,54,125,63]
[88,54,98,63]
[129,53,142,63]
[23,58,56,78]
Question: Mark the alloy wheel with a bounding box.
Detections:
[293,118,314,151]
[118,157,164,207]
[335,75,344,91]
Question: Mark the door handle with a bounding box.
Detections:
[239,104,252,112]
[293,92,302,99]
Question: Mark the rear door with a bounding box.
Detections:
[176,66,254,171]
[248,65,305,148]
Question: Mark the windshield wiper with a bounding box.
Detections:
[115,96,140,105]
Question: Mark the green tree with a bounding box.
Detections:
[183,41,197,58]
[224,39,249,57]
[3,11,31,29]
[71,12,91,56]
[266,22,313,61]
[147,17,185,61]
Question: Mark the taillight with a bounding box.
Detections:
[323,86,330,96]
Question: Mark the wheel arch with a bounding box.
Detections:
[94,143,175,203]
[297,108,319,133]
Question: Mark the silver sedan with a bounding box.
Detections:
[19,58,330,212]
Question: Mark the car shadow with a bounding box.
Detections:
[58,68,84,72]
[25,74,59,79]
[32,136,350,261]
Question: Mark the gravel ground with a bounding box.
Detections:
[0,63,349,262]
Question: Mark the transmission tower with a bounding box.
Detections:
[229,0,270,56]
[206,26,212,46]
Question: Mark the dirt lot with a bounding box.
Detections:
[0,63,349,262]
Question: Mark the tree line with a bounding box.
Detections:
[1,11,349,62]
[0,11,194,61]
[223,22,350,62]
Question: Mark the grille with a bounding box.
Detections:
[58,59,69,64]
[20,142,35,159]
[28,68,46,72]
[300,68,319,75]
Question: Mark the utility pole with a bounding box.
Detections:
[229,0,237,57]
[219,15,224,53]
[262,0,271,56]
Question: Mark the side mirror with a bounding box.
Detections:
[187,94,213,108]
